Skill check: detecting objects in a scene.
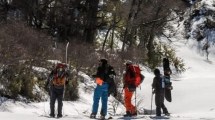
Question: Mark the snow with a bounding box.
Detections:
[1,2,215,120]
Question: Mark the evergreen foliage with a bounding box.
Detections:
[0,0,192,101]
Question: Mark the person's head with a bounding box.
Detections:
[99,58,108,66]
[163,58,168,62]
[125,61,132,66]
[154,68,160,76]
[125,61,132,70]
[56,63,66,75]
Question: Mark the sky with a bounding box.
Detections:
[1,0,215,120]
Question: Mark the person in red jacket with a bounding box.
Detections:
[123,61,137,117]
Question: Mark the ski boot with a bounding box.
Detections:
[90,113,96,119]
[57,114,63,118]
[164,112,170,116]
[100,115,105,120]
[49,113,55,118]
[131,112,137,116]
[123,111,132,117]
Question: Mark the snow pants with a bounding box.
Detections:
[124,88,136,114]
[92,83,109,116]
[50,87,64,116]
[155,90,168,116]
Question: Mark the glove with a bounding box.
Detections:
[128,84,136,92]
[152,89,155,94]
[109,74,115,78]
[167,86,173,90]
[65,80,69,85]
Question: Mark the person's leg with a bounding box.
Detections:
[161,103,169,115]
[50,88,57,117]
[155,93,162,116]
[161,91,169,115]
[91,85,102,118]
[57,88,64,118]
[124,88,133,116]
[100,84,109,117]
[130,91,137,116]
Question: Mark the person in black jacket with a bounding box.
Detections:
[90,59,116,119]
[45,63,69,118]
[152,68,170,116]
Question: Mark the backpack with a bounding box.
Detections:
[162,75,173,91]
[51,63,68,86]
[128,64,145,87]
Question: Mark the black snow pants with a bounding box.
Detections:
[50,86,64,116]
[155,90,168,116]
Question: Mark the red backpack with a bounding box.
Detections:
[128,64,144,87]
[52,63,68,86]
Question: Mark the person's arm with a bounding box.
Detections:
[109,66,116,78]
[45,70,54,90]
[65,70,70,85]
[122,72,126,87]
[152,77,156,91]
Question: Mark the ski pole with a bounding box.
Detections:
[62,42,69,116]
[63,42,70,99]
[135,89,137,115]
[65,42,69,64]
[150,88,154,115]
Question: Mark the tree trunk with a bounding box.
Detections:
[102,27,111,51]
[122,0,142,51]
[83,0,99,43]
[110,11,116,51]
[147,6,161,67]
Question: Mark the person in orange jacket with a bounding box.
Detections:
[123,61,137,117]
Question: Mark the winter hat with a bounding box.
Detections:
[154,68,160,76]
[125,60,132,66]
[56,63,67,69]
[100,58,108,65]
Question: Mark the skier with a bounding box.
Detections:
[45,63,69,118]
[152,68,170,117]
[123,61,143,117]
[90,59,116,120]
